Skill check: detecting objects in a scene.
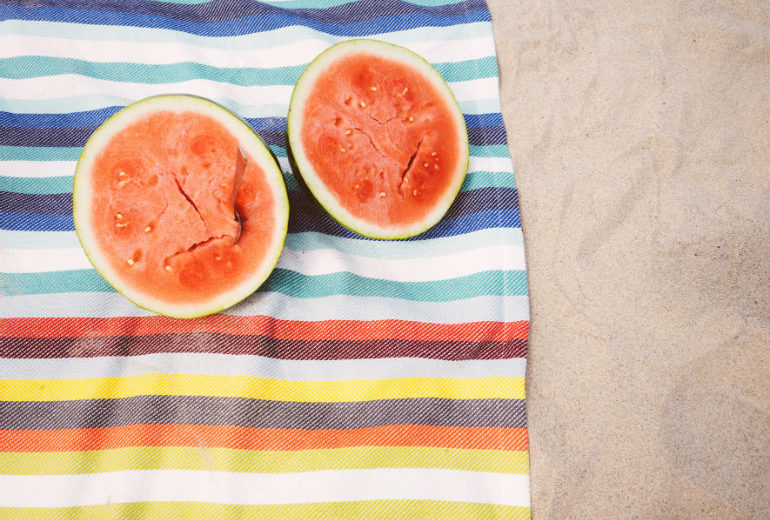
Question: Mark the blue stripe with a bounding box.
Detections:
[1,0,486,24]
[0,210,73,231]
[0,6,491,37]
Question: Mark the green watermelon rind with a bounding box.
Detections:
[287,39,470,240]
[73,94,290,319]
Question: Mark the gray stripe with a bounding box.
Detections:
[0,396,527,430]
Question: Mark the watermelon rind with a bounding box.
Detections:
[287,39,469,240]
[73,94,289,319]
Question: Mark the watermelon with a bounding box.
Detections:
[73,95,289,319]
[287,39,469,239]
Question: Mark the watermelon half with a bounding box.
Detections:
[287,39,469,239]
[73,95,289,319]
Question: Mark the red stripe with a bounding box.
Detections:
[0,425,528,453]
[0,316,529,342]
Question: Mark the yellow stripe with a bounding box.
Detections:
[0,446,530,475]
[0,375,525,402]
[0,501,531,520]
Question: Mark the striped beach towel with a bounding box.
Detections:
[0,1,531,518]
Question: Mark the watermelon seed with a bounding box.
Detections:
[407,116,415,123]
[118,180,129,188]
[359,100,367,108]
[370,86,377,91]
[402,87,409,95]
[354,184,360,189]
[344,96,352,105]
[345,129,352,136]
[115,222,127,229]
[126,259,134,266]
[340,147,346,153]
[144,225,153,233]
[215,255,222,261]
[115,213,123,219]
[434,164,440,170]
[431,151,438,157]
[165,265,172,272]
[118,171,127,177]
[423,162,429,168]
[413,189,419,196]
[378,192,386,197]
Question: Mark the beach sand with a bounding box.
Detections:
[487,1,770,517]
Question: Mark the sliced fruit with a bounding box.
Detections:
[73,95,289,319]
[287,39,469,240]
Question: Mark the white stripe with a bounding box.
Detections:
[0,161,75,178]
[0,354,527,381]
[0,20,492,53]
[0,469,531,508]
[0,76,498,109]
[0,248,88,273]
[470,156,515,174]
[0,243,525,279]
[275,244,525,280]
[0,34,496,68]
[0,293,531,322]
[1,228,523,254]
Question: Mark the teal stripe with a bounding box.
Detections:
[1,268,529,299]
[0,20,491,51]
[0,56,497,84]
[0,146,81,161]
[0,144,507,161]
[462,170,516,190]
[270,269,528,300]
[1,227,523,255]
[469,144,509,158]
[0,176,73,195]
[1,270,112,295]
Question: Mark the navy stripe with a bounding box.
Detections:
[0,207,520,237]
[2,0,485,24]
[0,5,490,37]
[0,124,505,148]
[0,191,71,215]
[2,112,503,131]
[290,208,521,240]
[0,186,517,218]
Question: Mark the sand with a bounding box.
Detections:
[486,1,770,518]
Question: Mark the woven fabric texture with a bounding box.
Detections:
[0,1,531,517]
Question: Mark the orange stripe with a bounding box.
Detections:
[0,316,529,342]
[0,425,528,453]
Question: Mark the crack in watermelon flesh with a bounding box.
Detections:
[300,52,462,228]
[89,110,276,303]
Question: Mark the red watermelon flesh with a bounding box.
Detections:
[301,53,462,228]
[85,109,279,306]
